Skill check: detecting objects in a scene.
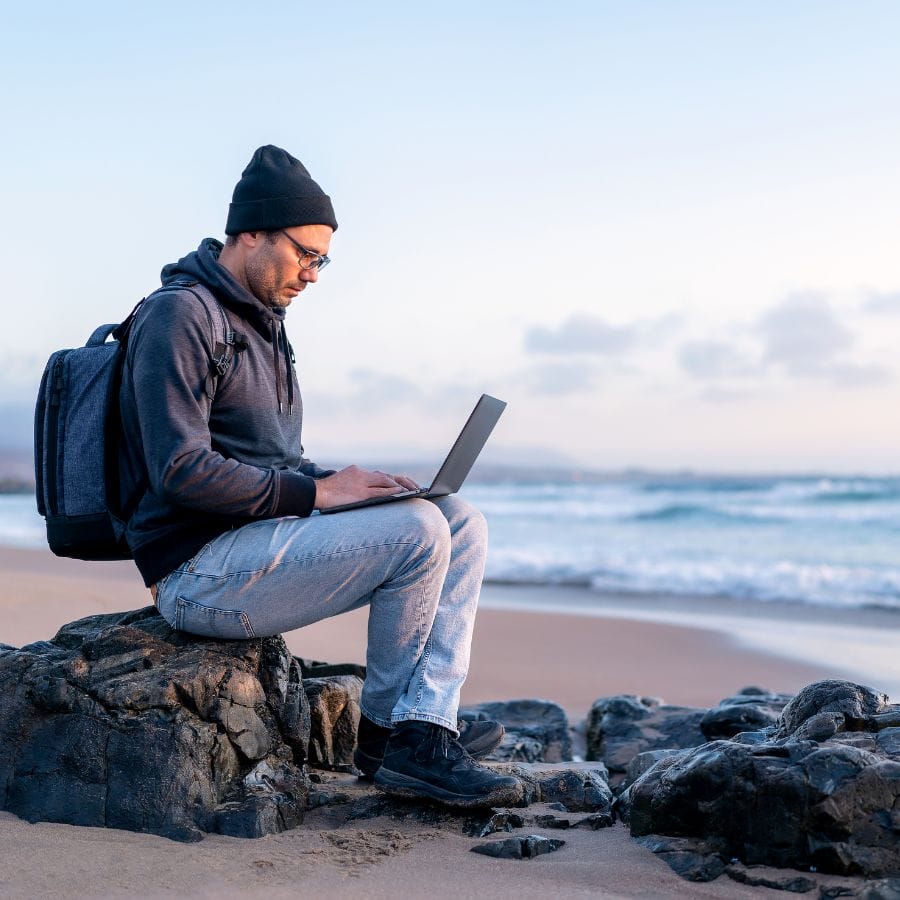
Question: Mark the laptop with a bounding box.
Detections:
[319,394,506,514]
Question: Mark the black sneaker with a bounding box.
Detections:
[457,717,506,758]
[354,716,505,779]
[373,721,521,808]
[354,715,394,779]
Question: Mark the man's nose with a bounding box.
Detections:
[301,266,318,283]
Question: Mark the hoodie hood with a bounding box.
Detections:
[160,238,297,415]
[160,238,285,338]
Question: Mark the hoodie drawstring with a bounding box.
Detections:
[281,321,294,415]
[271,321,283,413]
[270,320,295,415]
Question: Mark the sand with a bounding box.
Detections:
[0,545,890,898]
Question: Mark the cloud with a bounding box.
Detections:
[677,292,893,393]
[821,362,891,388]
[678,339,759,379]
[525,312,682,356]
[310,370,488,420]
[526,315,635,355]
[641,312,686,342]
[345,369,424,409]
[862,291,900,315]
[755,293,891,386]
[522,361,595,395]
[757,292,853,375]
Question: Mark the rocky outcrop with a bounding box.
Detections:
[504,761,613,813]
[587,687,795,786]
[620,681,900,880]
[0,609,618,844]
[585,694,707,780]
[0,607,310,841]
[304,767,609,838]
[459,699,572,762]
[700,686,792,740]
[305,674,363,770]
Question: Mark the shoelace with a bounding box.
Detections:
[414,726,471,764]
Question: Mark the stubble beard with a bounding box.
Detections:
[245,251,292,309]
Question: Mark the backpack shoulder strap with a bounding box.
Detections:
[112,282,245,535]
[177,282,240,400]
[147,280,242,400]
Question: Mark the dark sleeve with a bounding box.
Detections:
[127,292,317,517]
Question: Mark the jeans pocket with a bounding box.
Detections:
[174,596,255,639]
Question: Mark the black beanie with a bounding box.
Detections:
[225,145,338,235]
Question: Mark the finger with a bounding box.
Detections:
[388,475,419,491]
[370,483,405,496]
[369,472,402,488]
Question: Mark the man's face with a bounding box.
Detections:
[244,224,333,309]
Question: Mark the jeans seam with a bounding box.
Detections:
[391,712,457,731]
[407,538,441,717]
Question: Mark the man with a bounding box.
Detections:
[118,145,520,809]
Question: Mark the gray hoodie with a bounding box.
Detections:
[119,238,333,587]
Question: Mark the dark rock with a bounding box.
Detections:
[471,834,565,859]
[303,674,363,769]
[459,699,572,762]
[0,607,311,841]
[725,863,816,892]
[489,732,546,763]
[586,694,708,781]
[701,687,791,740]
[776,681,890,739]
[732,729,777,745]
[296,658,367,679]
[501,762,613,813]
[465,810,525,837]
[300,769,511,834]
[533,813,572,829]
[621,749,686,791]
[634,834,728,882]
[876,729,900,759]
[576,812,614,830]
[622,681,900,879]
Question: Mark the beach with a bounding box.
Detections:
[1,544,893,897]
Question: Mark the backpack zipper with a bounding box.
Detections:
[46,352,68,515]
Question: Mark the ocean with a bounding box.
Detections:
[4,473,900,613]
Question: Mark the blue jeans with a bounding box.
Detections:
[153,496,487,733]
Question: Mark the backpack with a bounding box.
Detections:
[34,283,237,561]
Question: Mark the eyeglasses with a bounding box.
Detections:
[279,231,331,271]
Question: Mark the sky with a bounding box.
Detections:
[2,1,900,473]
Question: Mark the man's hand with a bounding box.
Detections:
[314,466,420,510]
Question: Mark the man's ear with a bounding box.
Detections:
[240,231,262,247]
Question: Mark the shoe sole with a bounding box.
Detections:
[373,768,521,809]
[356,723,506,780]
